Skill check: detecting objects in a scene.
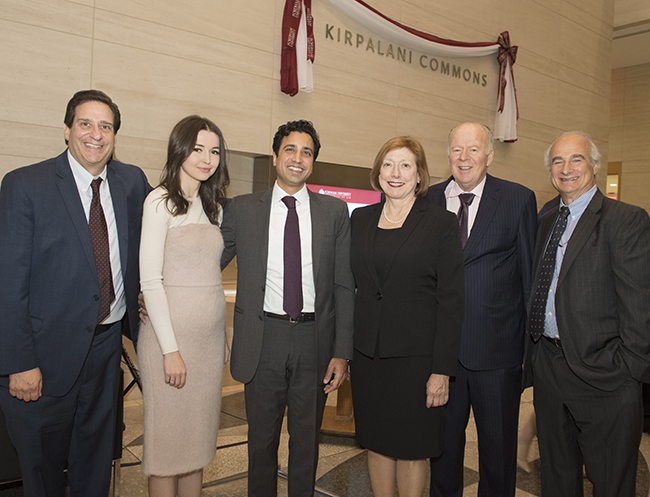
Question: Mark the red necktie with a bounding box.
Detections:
[89,178,115,324]
[282,196,303,320]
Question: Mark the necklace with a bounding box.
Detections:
[382,205,409,224]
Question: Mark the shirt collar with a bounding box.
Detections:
[446,175,487,199]
[68,149,107,195]
[559,185,597,217]
[272,181,309,206]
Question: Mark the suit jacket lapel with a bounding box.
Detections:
[465,174,500,254]
[428,178,451,208]
[557,190,603,287]
[360,202,383,290]
[55,153,96,274]
[309,190,324,280]
[107,163,129,274]
[531,210,557,289]
[376,197,427,284]
[257,189,272,276]
[385,198,426,279]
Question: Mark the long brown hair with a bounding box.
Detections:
[159,115,230,225]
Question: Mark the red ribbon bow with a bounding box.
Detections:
[496,31,519,118]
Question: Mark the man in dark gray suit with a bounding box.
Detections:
[526,132,650,497]
[220,120,354,497]
[428,122,537,497]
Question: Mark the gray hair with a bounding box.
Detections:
[544,131,601,171]
[447,122,494,156]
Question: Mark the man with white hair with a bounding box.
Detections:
[428,122,537,497]
[526,132,650,496]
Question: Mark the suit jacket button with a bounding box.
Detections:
[93,294,100,301]
[86,327,93,333]
[375,292,382,300]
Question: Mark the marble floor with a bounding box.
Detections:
[2,387,649,496]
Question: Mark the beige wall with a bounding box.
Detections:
[1,0,613,205]
[609,63,650,212]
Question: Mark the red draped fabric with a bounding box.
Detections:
[280,0,519,141]
[281,0,314,96]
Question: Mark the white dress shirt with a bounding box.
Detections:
[263,182,315,314]
[68,151,125,325]
[444,176,487,236]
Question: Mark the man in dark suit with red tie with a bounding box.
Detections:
[526,132,650,497]
[0,90,150,497]
[428,122,537,497]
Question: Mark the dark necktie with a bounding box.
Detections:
[457,193,475,249]
[89,178,115,324]
[281,196,302,320]
[529,206,570,341]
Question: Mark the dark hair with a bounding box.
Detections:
[370,136,430,197]
[64,90,121,144]
[159,115,230,225]
[272,120,321,160]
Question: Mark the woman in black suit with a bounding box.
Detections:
[350,136,464,496]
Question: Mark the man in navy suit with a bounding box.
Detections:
[0,90,150,497]
[428,122,537,497]
[527,132,650,496]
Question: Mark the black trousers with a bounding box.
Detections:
[244,316,327,497]
[430,362,522,497]
[532,337,642,497]
[0,323,122,497]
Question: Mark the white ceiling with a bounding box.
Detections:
[612,0,650,68]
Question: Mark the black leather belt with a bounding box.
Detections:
[543,335,562,349]
[95,323,114,336]
[264,312,315,323]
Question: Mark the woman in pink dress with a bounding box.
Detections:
[138,115,230,497]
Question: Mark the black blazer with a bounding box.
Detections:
[427,175,537,370]
[350,196,464,376]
